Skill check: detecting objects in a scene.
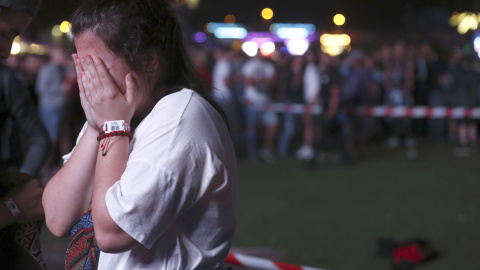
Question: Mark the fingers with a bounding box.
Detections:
[81,55,99,96]
[82,54,119,99]
[81,69,94,105]
[91,55,119,97]
[75,53,135,124]
[72,53,83,73]
[72,53,94,111]
[72,54,85,94]
[125,73,137,105]
[73,54,93,108]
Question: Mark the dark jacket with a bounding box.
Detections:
[0,63,50,178]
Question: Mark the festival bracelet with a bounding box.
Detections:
[97,130,133,141]
[98,120,133,156]
[98,120,133,141]
[100,120,131,134]
[2,197,20,219]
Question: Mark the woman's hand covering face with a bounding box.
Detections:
[73,53,137,128]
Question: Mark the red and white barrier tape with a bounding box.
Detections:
[354,106,480,119]
[226,252,327,270]
[247,103,323,115]
[247,102,480,119]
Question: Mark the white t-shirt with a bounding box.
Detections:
[65,89,238,270]
[212,58,231,102]
[241,57,275,104]
[303,63,320,103]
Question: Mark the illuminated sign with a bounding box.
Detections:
[270,23,316,39]
[320,34,351,56]
[206,23,248,39]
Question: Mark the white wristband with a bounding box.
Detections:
[2,197,20,218]
[102,120,130,134]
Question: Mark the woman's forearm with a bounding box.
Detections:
[42,126,99,237]
[92,135,137,252]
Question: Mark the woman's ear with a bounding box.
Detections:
[143,49,159,77]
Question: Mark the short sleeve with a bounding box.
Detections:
[105,159,188,249]
[103,89,236,251]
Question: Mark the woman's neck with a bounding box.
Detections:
[131,85,166,129]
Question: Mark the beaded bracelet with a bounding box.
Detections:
[97,130,133,141]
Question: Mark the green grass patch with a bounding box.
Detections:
[38,142,480,270]
[233,142,480,270]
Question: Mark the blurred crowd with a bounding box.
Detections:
[4,45,85,180]
[3,36,480,175]
[191,38,480,165]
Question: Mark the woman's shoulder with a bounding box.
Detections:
[144,88,212,127]
[157,88,202,107]
[154,88,212,113]
[153,89,225,130]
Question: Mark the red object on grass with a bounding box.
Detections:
[393,243,426,265]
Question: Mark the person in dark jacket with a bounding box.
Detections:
[0,1,50,269]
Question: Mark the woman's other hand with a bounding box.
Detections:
[9,179,44,224]
[73,53,99,130]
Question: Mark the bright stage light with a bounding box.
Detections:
[28,43,47,55]
[51,25,62,37]
[59,21,71,33]
[320,33,351,56]
[449,12,480,34]
[207,23,248,39]
[285,39,309,56]
[474,36,480,51]
[206,22,216,33]
[214,27,247,39]
[193,32,207,43]
[260,42,275,56]
[261,8,274,20]
[185,0,200,10]
[320,34,350,46]
[242,41,258,57]
[10,42,21,55]
[224,14,236,24]
[333,14,345,26]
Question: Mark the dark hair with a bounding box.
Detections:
[71,0,228,127]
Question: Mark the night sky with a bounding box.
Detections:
[24,0,480,42]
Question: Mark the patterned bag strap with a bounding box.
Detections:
[65,206,100,270]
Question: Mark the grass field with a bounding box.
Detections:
[232,141,480,270]
[40,141,480,270]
